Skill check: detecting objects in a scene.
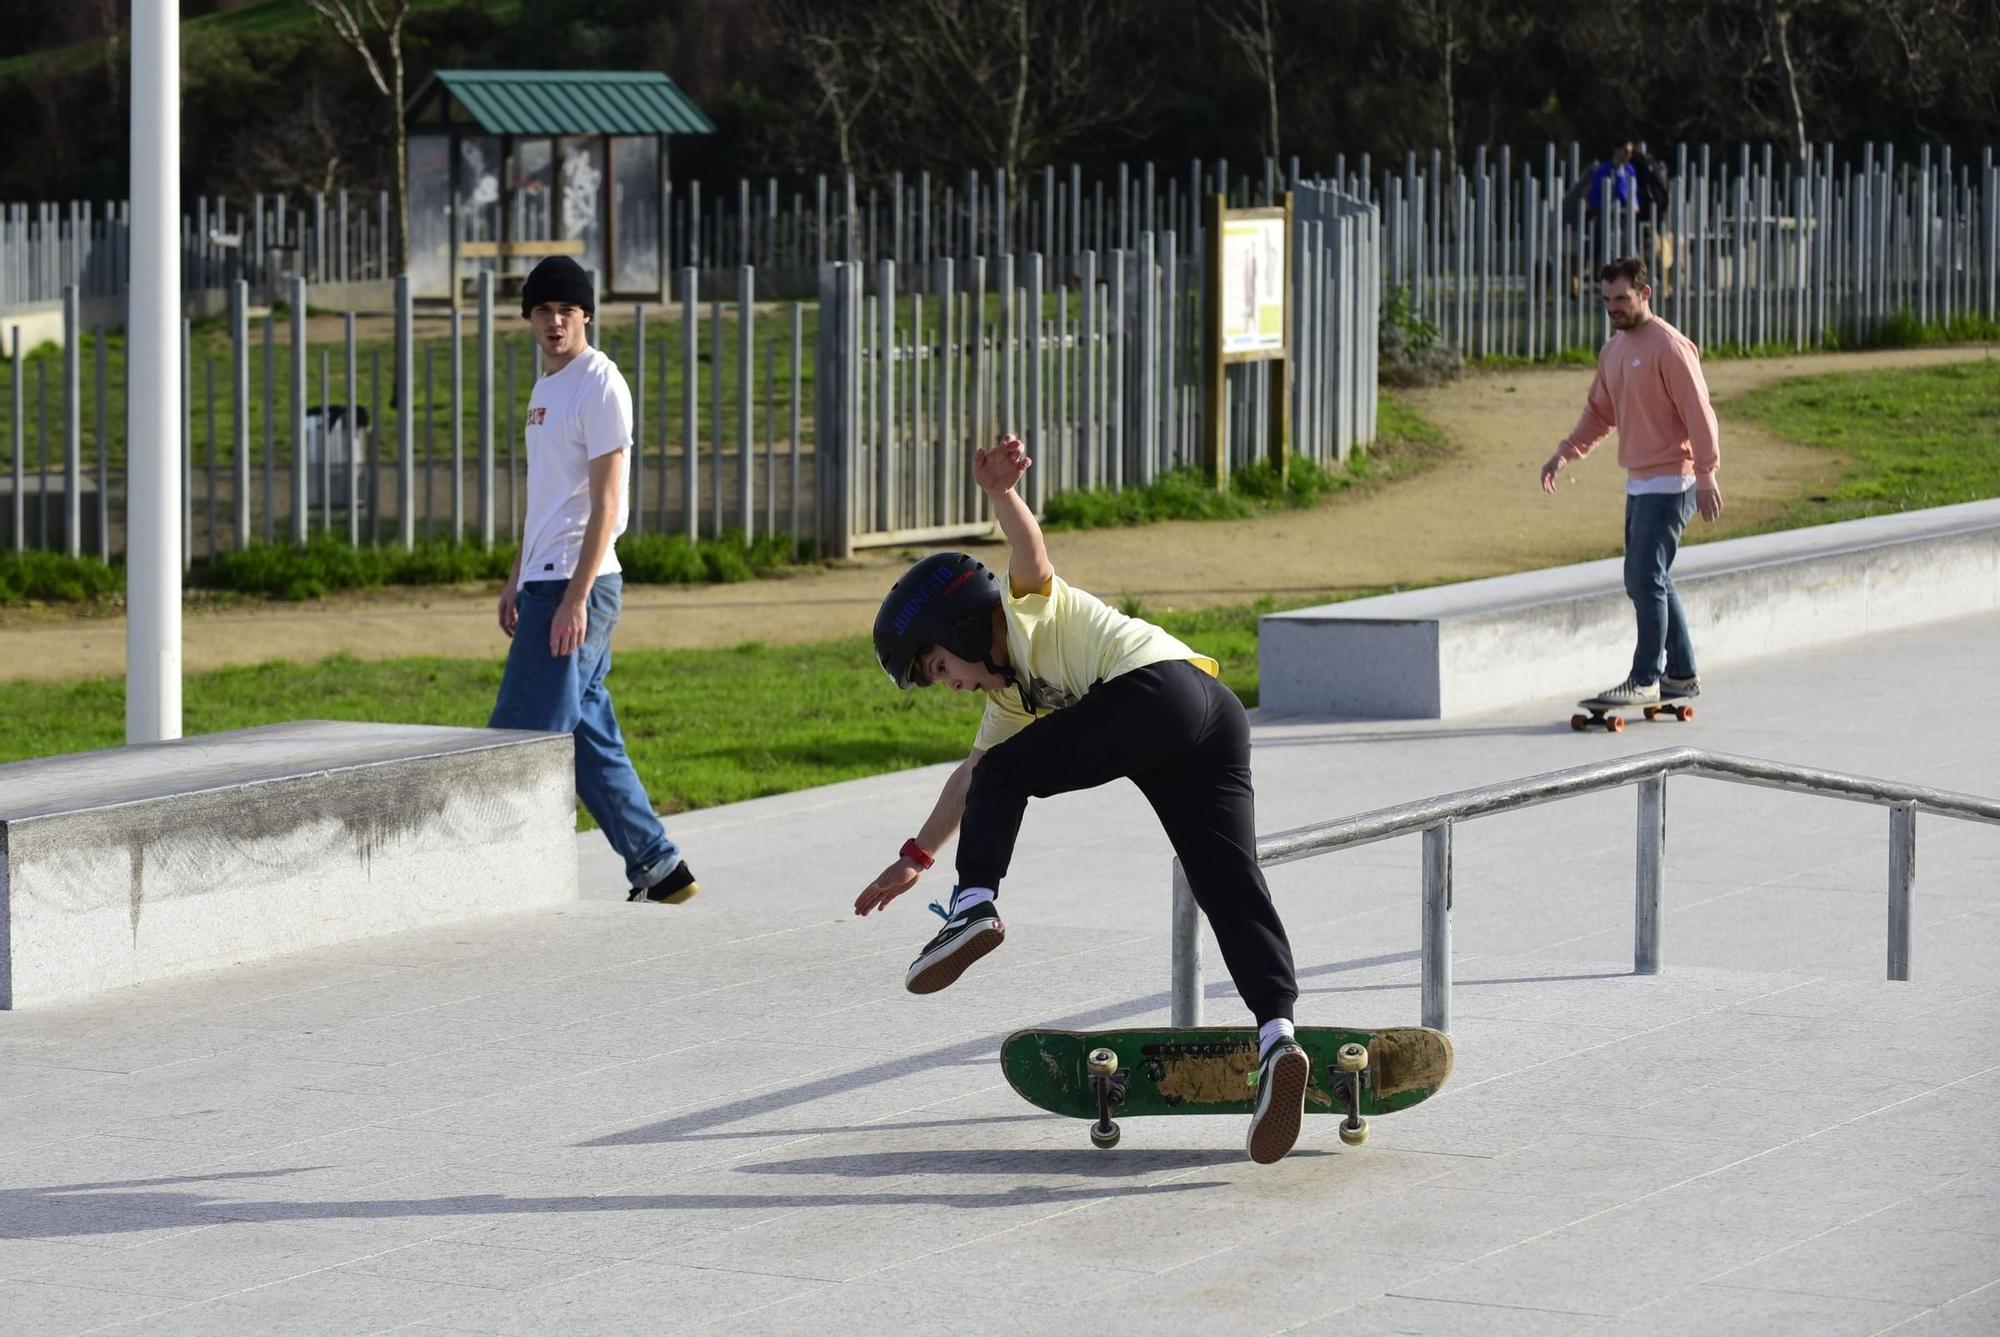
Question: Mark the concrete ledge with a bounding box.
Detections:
[0,721,578,1008]
[1260,499,2000,719]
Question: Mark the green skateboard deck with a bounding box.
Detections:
[1001,1025,1454,1149]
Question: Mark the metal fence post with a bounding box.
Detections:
[1636,775,1665,974]
[682,266,699,542]
[1422,820,1453,1031]
[9,325,22,553]
[231,280,248,549]
[477,270,495,547]
[1171,858,1203,1027]
[738,265,755,538]
[290,276,307,544]
[395,275,414,550]
[1889,802,1915,981]
[62,285,80,556]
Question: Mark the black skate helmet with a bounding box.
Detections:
[873,552,1004,689]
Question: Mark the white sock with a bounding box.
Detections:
[951,886,995,912]
[1258,1018,1295,1057]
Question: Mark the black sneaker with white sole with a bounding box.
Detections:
[629,861,699,905]
[1245,1038,1310,1164]
[904,892,1005,994]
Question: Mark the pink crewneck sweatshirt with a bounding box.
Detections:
[1557,316,1721,485]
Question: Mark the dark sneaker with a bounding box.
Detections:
[630,862,699,905]
[1661,673,1701,698]
[905,892,1005,994]
[1245,1039,1310,1164]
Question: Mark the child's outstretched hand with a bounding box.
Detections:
[855,856,923,916]
[973,434,1031,496]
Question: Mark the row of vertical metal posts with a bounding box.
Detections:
[1380,142,1999,357]
[0,191,394,305]
[811,179,1382,559]
[2,270,824,561]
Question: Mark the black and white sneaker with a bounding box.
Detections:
[1245,1038,1310,1164]
[904,890,1005,994]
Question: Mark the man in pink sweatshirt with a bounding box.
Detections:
[1541,257,1724,705]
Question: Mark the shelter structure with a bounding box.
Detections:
[402,69,715,305]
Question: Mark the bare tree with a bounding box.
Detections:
[1763,0,1809,165]
[1404,0,1464,167]
[221,74,376,201]
[885,0,1152,188]
[780,1,890,181]
[1212,0,1283,164]
[294,0,414,273]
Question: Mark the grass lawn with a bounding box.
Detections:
[1726,358,2000,526]
[0,600,1280,823]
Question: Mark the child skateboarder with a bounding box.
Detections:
[858,434,1309,1164]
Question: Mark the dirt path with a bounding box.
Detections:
[3,344,1990,684]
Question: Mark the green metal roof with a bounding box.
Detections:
[425,70,715,136]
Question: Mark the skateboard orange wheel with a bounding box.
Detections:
[1643,706,1659,721]
[1339,1118,1370,1146]
[1090,1121,1121,1150]
[1086,1047,1118,1079]
[1606,715,1626,732]
[1570,714,1589,731]
[1335,1042,1369,1073]
[1676,705,1695,722]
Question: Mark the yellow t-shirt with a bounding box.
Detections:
[972,573,1219,751]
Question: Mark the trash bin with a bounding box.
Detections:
[303,405,369,510]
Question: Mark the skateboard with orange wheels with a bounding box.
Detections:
[1000,1025,1453,1150]
[1571,694,1695,732]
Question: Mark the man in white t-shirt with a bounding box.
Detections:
[488,256,698,904]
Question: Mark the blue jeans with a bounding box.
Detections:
[489,574,682,890]
[1623,490,1699,686]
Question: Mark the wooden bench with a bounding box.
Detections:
[457,238,587,303]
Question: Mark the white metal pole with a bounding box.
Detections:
[126,0,181,744]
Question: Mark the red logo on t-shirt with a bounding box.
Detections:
[527,407,547,426]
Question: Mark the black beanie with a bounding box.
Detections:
[521,255,594,318]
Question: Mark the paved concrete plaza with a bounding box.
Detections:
[3,611,1997,1335]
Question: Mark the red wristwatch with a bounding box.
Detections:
[899,838,935,870]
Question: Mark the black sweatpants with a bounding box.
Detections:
[957,659,1299,1025]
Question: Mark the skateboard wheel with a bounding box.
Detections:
[1335,1042,1369,1073]
[1570,714,1589,732]
[1676,705,1695,722]
[1607,715,1626,732]
[1090,1121,1121,1150]
[1339,1118,1370,1146]
[1643,706,1659,721]
[1086,1047,1119,1079]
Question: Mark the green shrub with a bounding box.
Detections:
[1379,286,1465,387]
[0,550,125,605]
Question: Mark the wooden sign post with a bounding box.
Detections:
[1202,191,1293,489]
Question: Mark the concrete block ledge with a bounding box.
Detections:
[0,720,578,1008]
[1260,499,2000,719]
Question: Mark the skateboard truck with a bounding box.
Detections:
[1086,1047,1130,1149]
[1332,1042,1371,1146]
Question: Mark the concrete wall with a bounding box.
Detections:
[0,721,579,1008]
[1261,500,2000,719]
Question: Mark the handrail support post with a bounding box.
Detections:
[1888,802,1915,981]
[1170,859,1203,1026]
[1636,774,1666,975]
[1422,821,1453,1030]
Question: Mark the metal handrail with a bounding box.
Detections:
[1169,747,2000,1031]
